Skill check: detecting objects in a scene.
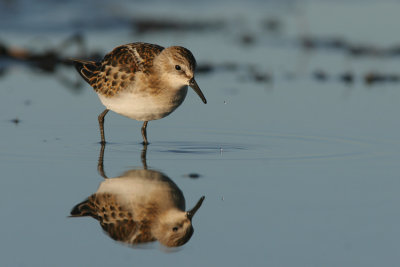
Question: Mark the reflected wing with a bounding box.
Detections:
[70,192,157,244]
[70,193,137,242]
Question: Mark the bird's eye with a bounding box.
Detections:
[175,65,181,71]
[172,227,179,232]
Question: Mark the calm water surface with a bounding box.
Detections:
[1,0,400,266]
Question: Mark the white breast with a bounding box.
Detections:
[98,86,188,121]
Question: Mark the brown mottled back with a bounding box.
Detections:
[70,192,159,245]
[70,193,136,241]
[72,43,164,97]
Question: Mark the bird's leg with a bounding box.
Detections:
[141,144,148,170]
[141,121,149,145]
[97,142,108,178]
[98,109,109,144]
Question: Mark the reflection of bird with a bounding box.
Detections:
[72,42,207,144]
[70,145,205,247]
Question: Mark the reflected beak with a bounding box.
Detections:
[186,196,205,220]
[189,78,207,104]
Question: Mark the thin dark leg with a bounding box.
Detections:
[98,109,109,144]
[141,121,149,145]
[141,144,148,170]
[97,142,107,178]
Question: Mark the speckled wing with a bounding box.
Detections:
[70,193,156,245]
[70,193,137,242]
[72,43,164,97]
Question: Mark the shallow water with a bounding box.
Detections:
[2,0,400,266]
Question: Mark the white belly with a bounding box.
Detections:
[98,87,188,121]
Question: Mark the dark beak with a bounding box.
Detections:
[189,78,207,104]
[186,196,205,220]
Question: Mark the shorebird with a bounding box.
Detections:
[72,42,207,144]
[70,145,205,247]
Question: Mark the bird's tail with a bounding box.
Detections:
[69,198,96,218]
[71,58,101,85]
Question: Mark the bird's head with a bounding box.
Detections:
[154,196,205,247]
[156,46,207,104]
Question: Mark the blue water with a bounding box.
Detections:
[1,0,400,266]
